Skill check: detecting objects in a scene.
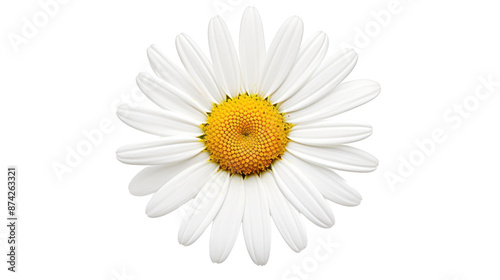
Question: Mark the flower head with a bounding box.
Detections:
[117,7,380,265]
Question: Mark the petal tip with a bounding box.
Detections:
[146,45,159,57]
[145,204,161,218]
[175,33,189,44]
[242,6,259,17]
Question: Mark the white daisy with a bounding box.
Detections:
[116,7,380,265]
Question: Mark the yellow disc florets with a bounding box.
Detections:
[201,94,292,175]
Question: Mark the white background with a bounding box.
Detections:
[1,0,499,279]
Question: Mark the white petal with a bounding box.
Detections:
[116,136,204,165]
[210,174,245,263]
[289,120,372,146]
[261,171,307,252]
[146,160,218,218]
[208,16,241,98]
[258,16,304,97]
[286,154,362,206]
[239,6,266,94]
[176,33,224,103]
[281,49,358,112]
[128,153,206,196]
[272,156,335,228]
[136,72,207,122]
[147,45,212,111]
[286,142,378,172]
[116,104,201,137]
[270,31,328,104]
[287,79,381,124]
[242,175,271,265]
[178,170,230,246]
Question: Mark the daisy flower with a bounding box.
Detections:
[116,7,380,265]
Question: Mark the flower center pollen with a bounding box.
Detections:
[201,94,292,175]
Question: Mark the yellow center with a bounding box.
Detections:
[201,94,292,175]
